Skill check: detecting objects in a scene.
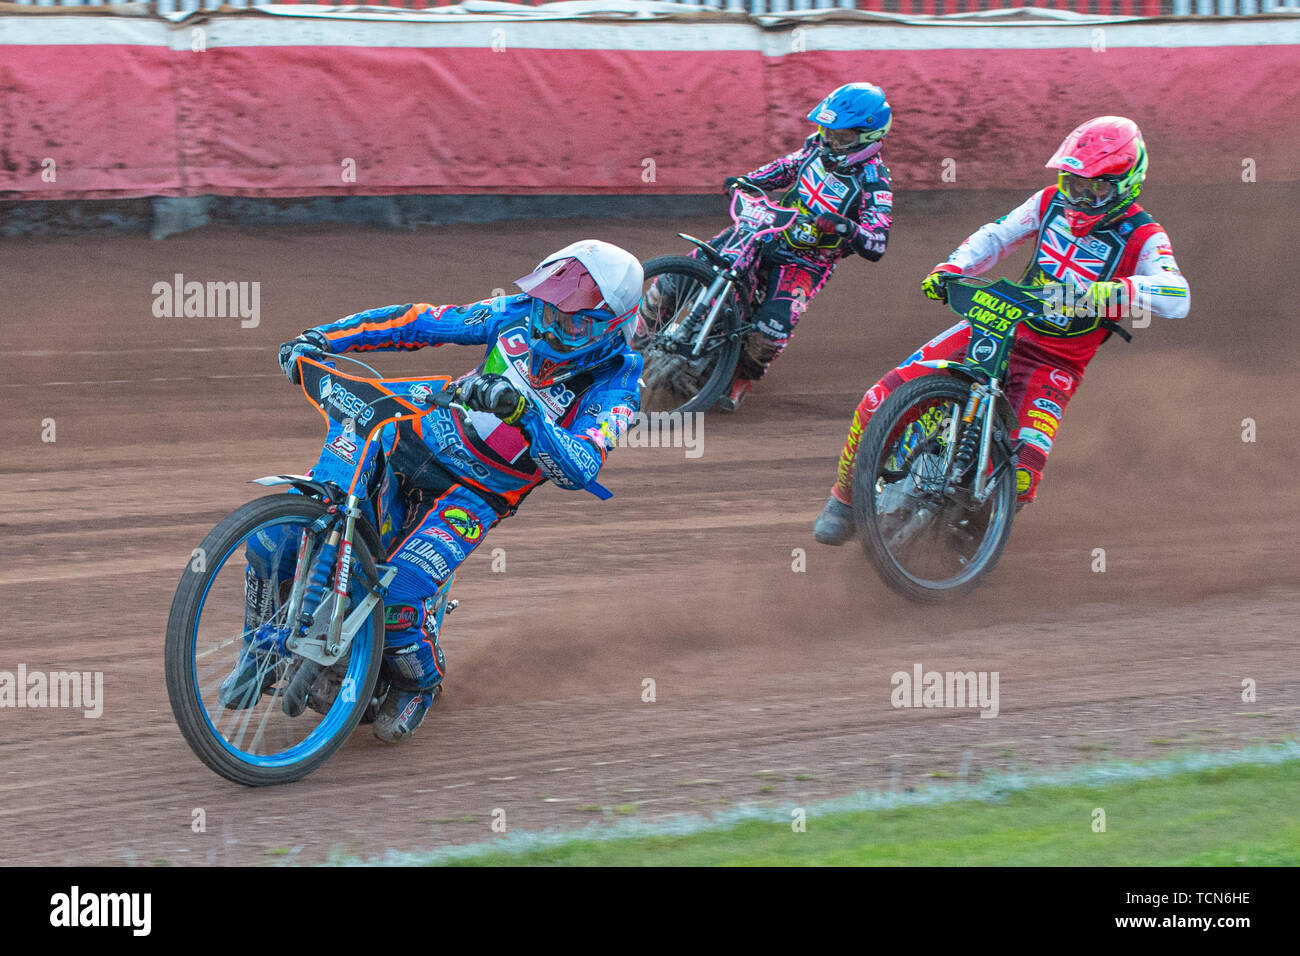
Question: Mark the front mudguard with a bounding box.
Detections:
[678,233,732,271]
[249,474,385,576]
[251,473,334,500]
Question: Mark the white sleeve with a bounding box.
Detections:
[945,190,1045,275]
[1124,231,1190,320]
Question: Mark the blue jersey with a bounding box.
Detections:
[311,294,642,510]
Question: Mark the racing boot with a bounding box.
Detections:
[715,374,753,414]
[812,494,856,546]
[373,683,442,743]
[218,647,279,710]
[218,568,280,709]
[372,640,444,743]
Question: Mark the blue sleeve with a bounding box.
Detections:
[517,351,642,499]
[313,296,520,353]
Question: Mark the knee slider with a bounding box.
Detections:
[383,643,441,691]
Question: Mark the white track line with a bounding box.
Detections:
[2,374,281,389]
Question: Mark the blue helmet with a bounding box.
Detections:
[807,83,892,170]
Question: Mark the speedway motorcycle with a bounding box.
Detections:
[164,354,516,785]
[851,277,1130,603]
[633,177,807,413]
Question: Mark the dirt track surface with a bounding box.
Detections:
[2,185,1298,865]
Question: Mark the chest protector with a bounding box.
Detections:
[1019,192,1154,338]
[779,154,871,252]
[455,319,593,473]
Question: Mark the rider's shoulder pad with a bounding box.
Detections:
[600,347,643,391]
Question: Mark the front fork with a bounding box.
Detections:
[283,494,397,666]
[690,273,738,357]
[664,270,739,358]
[946,378,1003,503]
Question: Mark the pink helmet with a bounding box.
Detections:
[1046,116,1149,235]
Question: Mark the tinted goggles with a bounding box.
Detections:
[1058,172,1119,208]
[819,125,863,151]
[532,304,629,351]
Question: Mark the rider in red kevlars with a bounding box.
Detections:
[813,116,1191,545]
[712,82,894,412]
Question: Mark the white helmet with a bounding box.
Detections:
[524,239,644,325]
[514,240,644,385]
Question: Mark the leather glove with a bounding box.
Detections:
[278,330,330,384]
[814,212,856,237]
[922,264,963,302]
[1079,280,1126,317]
[457,373,527,425]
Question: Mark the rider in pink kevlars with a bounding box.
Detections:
[709,83,895,412]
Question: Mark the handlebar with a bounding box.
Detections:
[309,350,383,379]
[938,276,1101,317]
[728,176,767,196]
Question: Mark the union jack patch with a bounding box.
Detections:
[798,163,849,216]
[1037,228,1105,287]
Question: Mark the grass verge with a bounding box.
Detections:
[447,760,1300,866]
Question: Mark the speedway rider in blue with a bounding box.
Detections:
[222,240,644,742]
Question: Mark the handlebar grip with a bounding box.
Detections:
[427,388,457,408]
[485,381,523,419]
[453,375,524,421]
[289,349,329,385]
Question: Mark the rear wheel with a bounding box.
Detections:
[164,494,385,786]
[851,374,1018,603]
[633,255,743,414]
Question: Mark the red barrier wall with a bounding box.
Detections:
[2,17,1297,200]
[0,45,182,197]
[181,46,769,195]
[770,45,1300,191]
